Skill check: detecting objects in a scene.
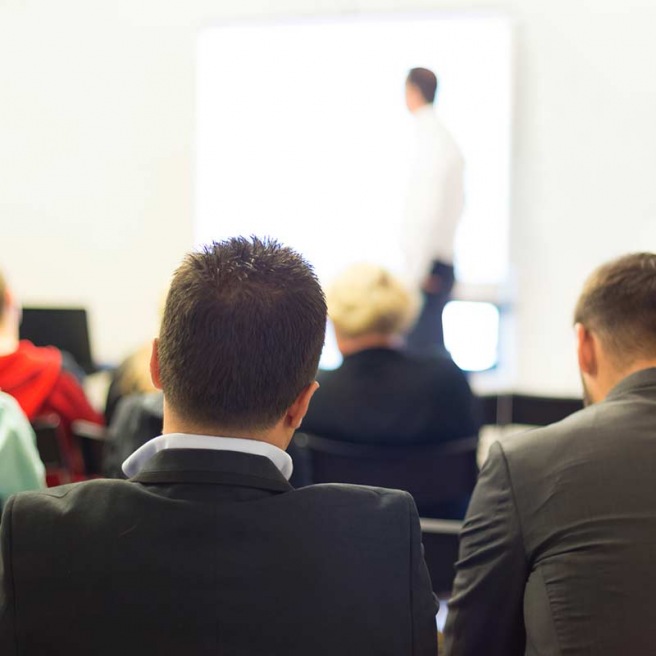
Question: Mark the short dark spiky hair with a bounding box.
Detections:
[158,237,327,431]
[574,252,656,363]
[407,67,438,104]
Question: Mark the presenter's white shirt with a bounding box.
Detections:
[122,433,293,480]
[403,104,465,287]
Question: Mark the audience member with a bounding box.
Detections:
[104,290,166,423]
[0,391,45,511]
[0,270,104,475]
[0,238,438,655]
[303,263,479,446]
[104,342,157,424]
[445,252,656,654]
[102,390,163,478]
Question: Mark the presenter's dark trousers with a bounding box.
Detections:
[406,260,455,357]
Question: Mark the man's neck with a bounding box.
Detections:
[162,409,291,451]
[412,102,433,115]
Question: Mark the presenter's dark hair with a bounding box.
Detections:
[407,68,438,104]
[574,252,656,362]
[158,236,327,430]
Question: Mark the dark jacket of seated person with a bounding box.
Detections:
[0,239,438,656]
[304,347,479,445]
[445,253,656,655]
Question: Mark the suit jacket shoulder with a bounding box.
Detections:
[447,371,656,655]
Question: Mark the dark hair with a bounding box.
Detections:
[407,68,438,104]
[158,237,327,431]
[574,252,656,362]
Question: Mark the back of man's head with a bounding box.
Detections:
[157,237,327,432]
[574,252,656,367]
[406,68,438,104]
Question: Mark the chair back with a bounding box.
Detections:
[71,420,108,476]
[293,433,478,514]
[32,415,70,486]
[481,393,583,427]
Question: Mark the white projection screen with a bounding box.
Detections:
[196,13,513,369]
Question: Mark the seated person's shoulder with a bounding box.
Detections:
[5,477,129,516]
[425,352,469,378]
[496,401,601,470]
[315,367,337,386]
[0,390,23,416]
[288,484,420,542]
[293,482,416,516]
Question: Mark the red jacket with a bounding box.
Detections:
[0,340,104,474]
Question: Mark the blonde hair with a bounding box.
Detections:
[327,263,419,339]
[117,342,157,397]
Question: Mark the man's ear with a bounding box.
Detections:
[575,323,597,377]
[150,338,163,390]
[286,382,320,430]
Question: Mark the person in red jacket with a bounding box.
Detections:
[0,271,103,476]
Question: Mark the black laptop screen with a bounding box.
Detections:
[19,307,94,373]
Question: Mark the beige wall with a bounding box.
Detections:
[1,0,655,394]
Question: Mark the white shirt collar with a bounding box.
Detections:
[413,104,435,120]
[122,433,294,480]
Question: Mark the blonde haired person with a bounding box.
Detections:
[103,289,169,423]
[302,263,479,517]
[327,263,420,349]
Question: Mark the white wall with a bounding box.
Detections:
[1,0,655,395]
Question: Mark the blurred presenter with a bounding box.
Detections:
[403,67,465,356]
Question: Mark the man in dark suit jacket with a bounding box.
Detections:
[445,252,656,655]
[0,237,438,656]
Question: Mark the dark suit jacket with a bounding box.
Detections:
[0,448,438,655]
[303,348,479,445]
[445,368,656,655]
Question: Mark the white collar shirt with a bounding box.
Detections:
[403,104,465,286]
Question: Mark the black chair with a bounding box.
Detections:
[420,518,464,595]
[481,393,583,427]
[71,420,108,477]
[32,415,69,486]
[291,433,479,595]
[293,433,478,513]
[508,394,583,426]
